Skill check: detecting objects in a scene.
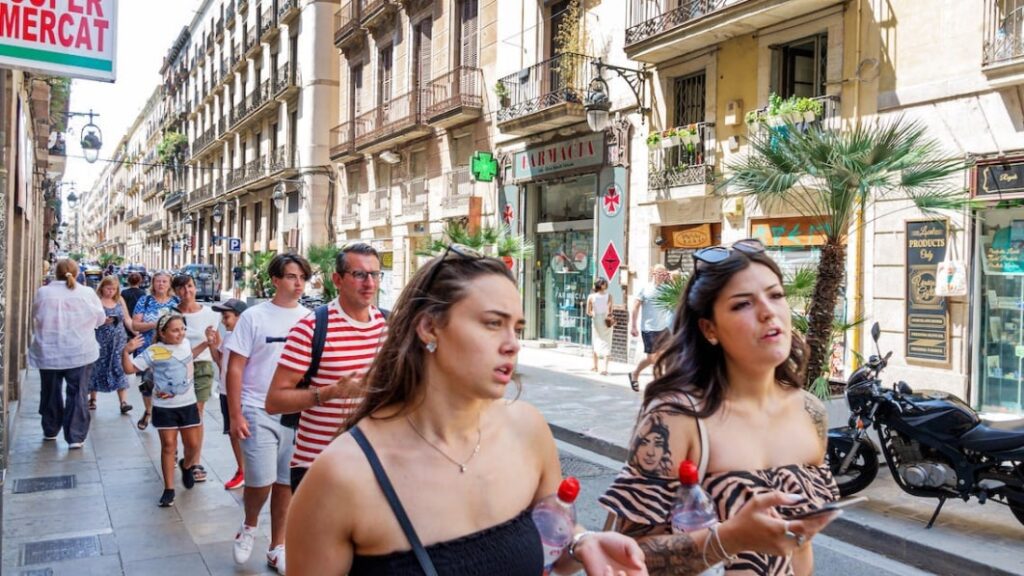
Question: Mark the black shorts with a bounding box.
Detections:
[152,404,201,430]
[219,394,231,434]
[290,466,309,493]
[641,330,668,354]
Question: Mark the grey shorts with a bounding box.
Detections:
[240,404,295,488]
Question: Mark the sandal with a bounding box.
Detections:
[628,374,640,392]
[120,402,133,415]
[88,398,97,410]
[192,465,208,483]
[137,411,151,430]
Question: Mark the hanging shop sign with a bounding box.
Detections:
[905,219,950,364]
[0,0,117,82]
[975,162,1024,200]
[513,133,605,181]
[600,241,621,282]
[751,216,832,247]
[670,223,713,249]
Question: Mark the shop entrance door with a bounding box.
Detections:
[536,229,594,347]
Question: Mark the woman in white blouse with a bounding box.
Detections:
[28,259,107,448]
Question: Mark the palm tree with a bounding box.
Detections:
[725,116,970,387]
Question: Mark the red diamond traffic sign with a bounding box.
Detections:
[601,241,621,281]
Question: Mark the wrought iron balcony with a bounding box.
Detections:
[330,120,357,161]
[226,3,237,28]
[227,166,245,190]
[361,0,398,30]
[400,178,428,220]
[269,146,293,172]
[278,0,299,23]
[338,195,360,230]
[366,188,391,227]
[985,0,1024,66]
[245,27,259,55]
[216,17,224,39]
[243,156,266,185]
[334,1,363,49]
[647,122,716,195]
[190,183,215,206]
[496,52,592,135]
[192,129,217,156]
[238,0,249,13]
[354,89,431,152]
[749,95,840,132]
[441,166,475,216]
[259,4,277,39]
[273,63,297,96]
[139,213,156,226]
[624,0,836,62]
[424,66,483,129]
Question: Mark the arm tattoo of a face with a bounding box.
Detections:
[629,413,674,477]
[635,533,707,576]
[804,392,828,444]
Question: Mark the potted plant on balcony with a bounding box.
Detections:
[795,96,825,123]
[662,128,680,148]
[646,131,662,150]
[765,93,785,127]
[745,109,763,127]
[494,81,510,108]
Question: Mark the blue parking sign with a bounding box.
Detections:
[228,237,242,253]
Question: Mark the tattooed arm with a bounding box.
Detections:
[802,390,829,452]
[621,521,721,576]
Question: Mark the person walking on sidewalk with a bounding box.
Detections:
[88,275,135,414]
[210,298,248,491]
[122,313,216,507]
[172,273,222,483]
[600,239,841,575]
[29,259,107,449]
[285,245,646,576]
[225,253,313,574]
[628,265,671,392]
[266,242,388,492]
[131,271,180,430]
[586,278,615,376]
[233,265,244,299]
[120,273,146,333]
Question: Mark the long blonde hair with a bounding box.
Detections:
[55,259,79,290]
[96,275,121,300]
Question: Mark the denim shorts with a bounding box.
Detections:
[240,404,295,488]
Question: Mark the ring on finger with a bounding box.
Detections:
[796,534,807,547]
[783,521,798,540]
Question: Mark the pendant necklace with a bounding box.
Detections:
[406,415,482,473]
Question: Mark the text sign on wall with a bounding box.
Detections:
[976,163,1024,199]
[905,220,949,364]
[751,216,832,247]
[0,0,117,82]
[512,133,605,181]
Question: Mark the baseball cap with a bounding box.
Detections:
[212,298,248,315]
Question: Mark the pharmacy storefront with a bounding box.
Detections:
[500,132,629,348]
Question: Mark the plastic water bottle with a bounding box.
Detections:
[532,476,580,575]
[671,460,724,576]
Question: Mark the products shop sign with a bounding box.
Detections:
[513,134,605,181]
[0,0,117,82]
[905,220,949,364]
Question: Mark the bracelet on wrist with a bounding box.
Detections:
[313,386,322,406]
[568,530,593,562]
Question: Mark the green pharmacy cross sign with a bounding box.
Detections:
[470,151,498,182]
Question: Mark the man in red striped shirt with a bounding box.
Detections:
[266,243,387,491]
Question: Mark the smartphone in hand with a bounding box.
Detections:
[787,496,869,520]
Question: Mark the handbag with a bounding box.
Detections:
[935,231,967,297]
[604,314,617,328]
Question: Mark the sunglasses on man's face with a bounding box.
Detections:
[693,238,766,269]
[422,243,485,292]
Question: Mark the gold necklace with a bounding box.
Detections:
[405,416,482,473]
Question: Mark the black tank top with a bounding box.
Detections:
[349,508,543,575]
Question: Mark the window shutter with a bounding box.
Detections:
[460,0,479,69]
[380,47,393,105]
[352,64,363,117]
[418,19,433,89]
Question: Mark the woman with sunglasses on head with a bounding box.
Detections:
[600,239,840,576]
[131,271,180,430]
[286,245,647,576]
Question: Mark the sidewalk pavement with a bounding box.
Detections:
[513,344,1024,576]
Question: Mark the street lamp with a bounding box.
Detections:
[182,213,194,226]
[212,203,224,224]
[583,59,650,132]
[56,110,103,163]
[272,179,305,210]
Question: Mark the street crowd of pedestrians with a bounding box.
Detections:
[27,239,843,576]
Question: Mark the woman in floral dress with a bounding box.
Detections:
[90,276,136,413]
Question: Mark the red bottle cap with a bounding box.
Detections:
[558,477,581,503]
[678,460,699,485]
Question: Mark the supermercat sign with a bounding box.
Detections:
[513,133,605,181]
[0,0,116,82]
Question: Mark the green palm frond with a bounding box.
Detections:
[654,273,688,311]
[305,244,340,300]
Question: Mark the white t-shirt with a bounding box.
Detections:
[181,305,220,363]
[215,329,232,396]
[132,340,198,409]
[223,301,311,409]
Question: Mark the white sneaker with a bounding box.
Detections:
[233,523,257,564]
[267,545,286,574]
[68,442,84,449]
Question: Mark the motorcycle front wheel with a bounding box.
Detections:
[827,433,879,497]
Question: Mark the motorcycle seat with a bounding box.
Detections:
[959,418,1024,453]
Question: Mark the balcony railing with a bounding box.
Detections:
[334,1,361,46]
[442,166,474,210]
[238,0,249,13]
[751,95,840,132]
[273,63,295,94]
[626,0,728,46]
[259,4,276,38]
[278,0,299,22]
[245,27,259,54]
[243,156,266,185]
[985,0,1024,65]
[330,120,355,158]
[139,213,156,226]
[647,122,715,191]
[192,129,216,155]
[226,3,236,27]
[496,52,593,124]
[227,166,245,190]
[191,183,214,205]
[338,195,360,228]
[402,178,428,216]
[354,89,428,149]
[367,188,391,225]
[424,66,483,125]
[361,0,397,27]
[270,146,293,172]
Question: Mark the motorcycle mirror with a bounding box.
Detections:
[884,351,893,361]
[871,322,881,343]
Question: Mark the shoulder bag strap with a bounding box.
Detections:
[298,304,330,390]
[350,427,438,576]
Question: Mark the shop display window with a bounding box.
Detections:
[977,210,1024,413]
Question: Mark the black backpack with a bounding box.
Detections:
[280,304,329,429]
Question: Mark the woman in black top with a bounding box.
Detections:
[286,246,646,576]
[120,272,146,337]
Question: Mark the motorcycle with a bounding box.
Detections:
[827,322,1024,528]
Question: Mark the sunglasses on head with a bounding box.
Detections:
[693,238,766,269]
[422,243,485,292]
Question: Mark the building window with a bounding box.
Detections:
[458,0,479,69]
[771,33,827,98]
[253,201,262,237]
[673,71,706,126]
[350,64,364,119]
[986,0,1024,65]
[378,46,393,106]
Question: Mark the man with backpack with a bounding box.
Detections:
[266,243,388,492]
